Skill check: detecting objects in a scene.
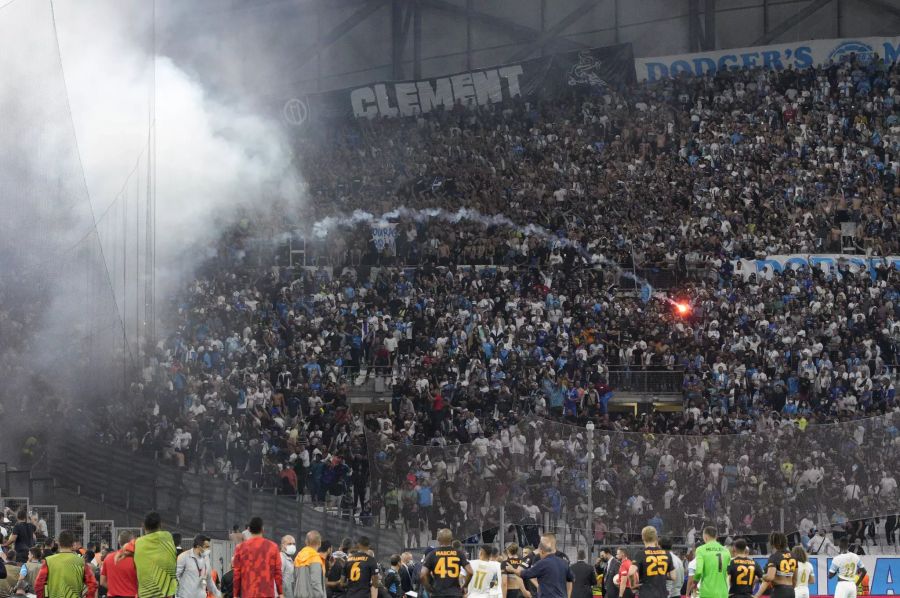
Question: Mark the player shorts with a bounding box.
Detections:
[835,580,857,598]
[795,587,810,598]
[771,585,795,598]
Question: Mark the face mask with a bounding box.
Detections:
[202,549,211,557]
[285,545,297,556]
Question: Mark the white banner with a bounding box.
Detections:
[371,223,398,251]
[732,254,900,278]
[636,36,900,82]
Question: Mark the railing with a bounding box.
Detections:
[252,235,716,291]
[606,368,684,394]
[48,443,405,557]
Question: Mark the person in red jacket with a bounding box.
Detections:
[35,530,98,598]
[232,517,283,598]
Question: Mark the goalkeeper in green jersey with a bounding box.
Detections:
[693,527,730,598]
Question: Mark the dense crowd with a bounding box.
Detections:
[90,52,900,548]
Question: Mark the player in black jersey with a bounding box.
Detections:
[503,543,532,598]
[755,533,797,598]
[629,526,674,598]
[421,528,473,598]
[728,539,764,598]
[343,537,380,598]
[504,542,524,573]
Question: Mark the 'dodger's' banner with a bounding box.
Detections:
[636,36,900,82]
[283,44,634,126]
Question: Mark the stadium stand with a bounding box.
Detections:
[76,53,899,552]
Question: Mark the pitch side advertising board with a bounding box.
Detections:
[748,555,900,596]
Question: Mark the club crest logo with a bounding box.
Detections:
[568,51,609,88]
[828,40,876,65]
[283,97,310,126]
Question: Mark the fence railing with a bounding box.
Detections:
[48,443,405,557]
[606,368,684,394]
[254,235,714,292]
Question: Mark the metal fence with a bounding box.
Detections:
[58,512,87,546]
[115,527,143,547]
[49,444,405,558]
[88,519,115,548]
[31,505,57,541]
[0,496,29,514]
[606,368,684,394]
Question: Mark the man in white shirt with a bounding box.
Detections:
[829,538,867,598]
[843,481,862,501]
[472,434,490,458]
[799,516,816,539]
[175,534,220,598]
[808,529,837,555]
[510,430,526,469]
[661,538,684,598]
[879,472,897,497]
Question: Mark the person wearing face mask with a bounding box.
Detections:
[294,530,327,598]
[176,535,221,598]
[280,536,297,598]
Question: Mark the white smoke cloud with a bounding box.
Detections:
[0,0,306,427]
[51,0,305,275]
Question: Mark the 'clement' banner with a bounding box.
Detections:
[283,44,635,126]
[636,36,900,82]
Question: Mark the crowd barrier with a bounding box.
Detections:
[48,443,405,557]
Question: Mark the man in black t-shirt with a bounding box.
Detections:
[3,510,35,563]
[343,537,380,598]
[420,529,472,597]
[728,539,763,597]
[629,526,673,598]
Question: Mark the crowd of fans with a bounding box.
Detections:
[88,51,900,548]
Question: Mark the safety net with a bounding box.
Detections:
[367,412,900,544]
[0,0,132,423]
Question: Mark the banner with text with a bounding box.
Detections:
[733,254,900,278]
[283,44,634,126]
[636,36,900,82]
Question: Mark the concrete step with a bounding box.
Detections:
[611,392,681,404]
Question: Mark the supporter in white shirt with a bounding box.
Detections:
[808,529,836,555]
[472,434,490,457]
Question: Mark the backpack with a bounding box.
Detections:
[383,569,401,597]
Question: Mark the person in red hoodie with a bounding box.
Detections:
[34,530,98,598]
[232,517,283,598]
